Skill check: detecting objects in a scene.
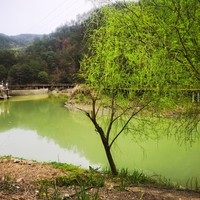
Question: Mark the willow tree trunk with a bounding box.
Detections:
[86,99,118,176]
[95,122,118,176]
[102,140,118,176]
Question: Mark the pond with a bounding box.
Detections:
[0,94,200,188]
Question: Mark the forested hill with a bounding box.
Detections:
[0,34,16,49]
[0,21,86,85]
[0,33,44,50]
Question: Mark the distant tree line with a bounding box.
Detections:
[0,21,86,85]
[0,34,17,50]
[0,33,44,50]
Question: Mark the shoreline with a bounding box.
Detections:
[0,156,199,200]
[9,88,49,96]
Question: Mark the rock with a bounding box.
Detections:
[13,159,21,163]
[63,193,71,199]
[16,178,23,183]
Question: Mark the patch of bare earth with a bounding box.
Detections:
[0,158,200,200]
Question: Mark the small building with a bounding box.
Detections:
[0,81,9,99]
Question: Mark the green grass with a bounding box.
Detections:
[49,161,85,173]
[37,171,104,188]
[36,164,104,200]
[103,168,183,191]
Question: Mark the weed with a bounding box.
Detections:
[119,168,129,178]
[119,168,129,190]
[36,171,104,199]
[139,192,144,200]
[49,171,104,188]
[36,179,62,200]
[101,167,113,176]
[111,168,181,191]
[0,155,12,161]
[75,179,100,200]
[0,175,18,191]
[129,170,156,185]
[186,177,200,191]
[153,174,179,189]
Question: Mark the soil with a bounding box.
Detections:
[0,158,200,200]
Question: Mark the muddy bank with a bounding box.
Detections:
[0,157,200,200]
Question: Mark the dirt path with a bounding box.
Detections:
[0,158,200,200]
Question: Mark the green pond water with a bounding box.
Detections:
[0,95,200,187]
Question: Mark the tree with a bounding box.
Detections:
[9,64,33,84]
[23,22,86,84]
[28,59,47,82]
[38,71,49,84]
[139,0,200,84]
[80,1,199,175]
[0,50,17,70]
[80,4,154,175]
[0,65,7,81]
[42,51,57,72]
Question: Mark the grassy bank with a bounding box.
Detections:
[0,156,200,200]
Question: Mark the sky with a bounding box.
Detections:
[0,0,96,36]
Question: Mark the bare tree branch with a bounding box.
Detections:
[176,28,200,81]
[109,100,152,149]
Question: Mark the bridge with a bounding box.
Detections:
[9,83,74,90]
[2,84,200,103]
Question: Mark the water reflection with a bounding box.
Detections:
[0,100,10,116]
[0,128,99,168]
[0,96,106,167]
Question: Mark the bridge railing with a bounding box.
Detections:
[9,84,74,90]
[7,84,200,102]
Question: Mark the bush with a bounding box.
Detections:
[38,71,49,83]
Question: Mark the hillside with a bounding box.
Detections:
[0,34,16,49]
[0,33,44,50]
[0,21,85,84]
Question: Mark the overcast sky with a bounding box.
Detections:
[0,0,96,36]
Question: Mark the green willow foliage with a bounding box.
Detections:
[80,0,200,175]
[81,0,200,96]
[142,0,200,84]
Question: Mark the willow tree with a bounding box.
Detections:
[80,1,199,175]
[139,0,200,132]
[140,0,200,84]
